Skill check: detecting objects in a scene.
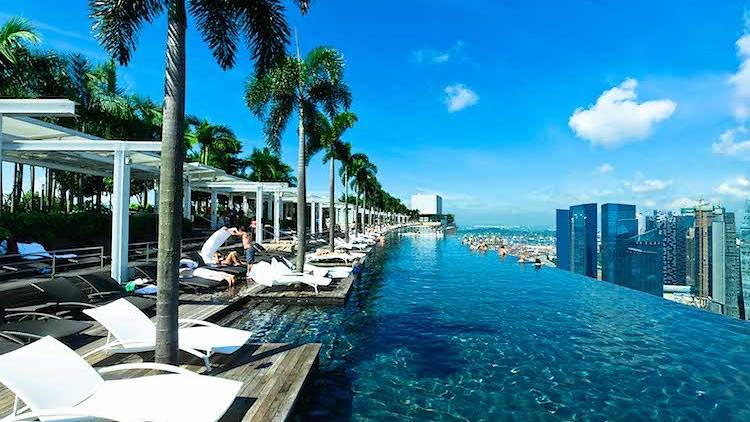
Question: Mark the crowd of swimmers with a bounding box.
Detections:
[462,234,543,268]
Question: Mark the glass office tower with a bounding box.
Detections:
[570,203,597,278]
[556,209,571,271]
[601,204,637,284]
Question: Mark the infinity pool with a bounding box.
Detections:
[232,230,750,420]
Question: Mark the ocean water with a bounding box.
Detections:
[232,231,750,421]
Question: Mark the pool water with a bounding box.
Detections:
[232,231,750,421]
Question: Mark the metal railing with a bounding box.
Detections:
[128,236,216,263]
[0,246,105,279]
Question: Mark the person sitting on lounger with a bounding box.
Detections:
[213,250,243,267]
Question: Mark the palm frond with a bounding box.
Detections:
[190,0,239,70]
[237,0,291,76]
[0,17,41,64]
[89,0,165,65]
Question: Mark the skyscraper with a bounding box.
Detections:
[601,203,637,284]
[693,201,716,298]
[622,228,664,296]
[740,199,750,317]
[556,209,571,271]
[570,203,597,278]
[712,212,743,318]
[675,214,694,286]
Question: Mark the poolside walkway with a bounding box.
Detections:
[0,291,321,422]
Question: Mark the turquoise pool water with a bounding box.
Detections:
[233,230,750,420]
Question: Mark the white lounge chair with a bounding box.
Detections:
[0,336,241,421]
[334,238,369,251]
[82,299,252,369]
[251,260,332,294]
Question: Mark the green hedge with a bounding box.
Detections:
[0,212,193,250]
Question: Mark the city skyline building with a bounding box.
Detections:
[556,209,571,271]
[601,203,637,284]
[570,203,598,278]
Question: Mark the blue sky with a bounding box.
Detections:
[4,0,750,227]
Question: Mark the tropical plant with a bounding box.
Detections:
[317,111,356,250]
[245,46,351,270]
[336,141,353,241]
[185,117,242,173]
[244,147,297,185]
[0,17,40,65]
[90,0,309,365]
[348,153,376,235]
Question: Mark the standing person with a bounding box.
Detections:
[229,225,254,278]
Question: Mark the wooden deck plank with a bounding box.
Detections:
[0,290,321,422]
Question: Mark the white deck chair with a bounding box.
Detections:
[82,299,251,370]
[334,237,369,251]
[252,260,331,294]
[0,336,241,421]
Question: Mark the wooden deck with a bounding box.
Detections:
[0,290,321,422]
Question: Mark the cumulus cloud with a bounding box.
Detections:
[711,126,750,159]
[730,29,750,120]
[569,79,677,147]
[625,177,673,193]
[413,42,464,64]
[666,197,698,210]
[444,84,479,112]
[595,163,615,174]
[714,176,750,198]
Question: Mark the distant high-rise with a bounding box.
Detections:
[656,212,678,285]
[675,214,694,286]
[741,200,750,316]
[693,202,716,298]
[623,228,664,296]
[556,209,571,271]
[711,212,743,318]
[570,203,597,278]
[636,212,646,235]
[601,204,637,284]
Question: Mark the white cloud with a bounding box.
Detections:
[666,197,698,210]
[569,78,677,147]
[711,126,750,159]
[412,42,464,64]
[595,163,615,174]
[444,84,479,112]
[625,177,673,193]
[729,30,750,119]
[714,176,750,198]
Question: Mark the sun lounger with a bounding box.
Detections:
[0,310,93,341]
[32,278,156,316]
[0,336,242,421]
[306,251,362,267]
[83,298,252,369]
[251,259,332,294]
[135,263,229,292]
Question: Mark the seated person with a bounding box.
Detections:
[213,250,243,267]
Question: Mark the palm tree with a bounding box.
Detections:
[0,17,40,65]
[349,153,376,235]
[90,0,309,365]
[245,47,351,270]
[244,147,297,185]
[335,141,353,241]
[185,117,242,173]
[318,111,356,250]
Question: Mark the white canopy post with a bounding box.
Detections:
[110,149,131,282]
[0,114,3,217]
[318,202,324,233]
[273,191,281,241]
[182,178,191,220]
[242,195,249,214]
[310,200,316,235]
[266,195,272,221]
[153,179,159,212]
[210,190,218,230]
[255,186,264,243]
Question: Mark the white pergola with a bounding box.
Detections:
[0,99,409,282]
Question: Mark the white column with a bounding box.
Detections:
[110,149,131,282]
[182,178,191,220]
[318,202,324,233]
[273,191,281,241]
[310,201,317,234]
[0,114,3,218]
[255,186,264,243]
[242,195,249,214]
[266,194,273,221]
[210,190,218,230]
[153,179,159,213]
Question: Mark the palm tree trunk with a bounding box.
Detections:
[362,189,367,231]
[354,187,359,237]
[329,156,335,252]
[77,174,84,208]
[155,0,186,366]
[295,102,307,271]
[344,169,350,242]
